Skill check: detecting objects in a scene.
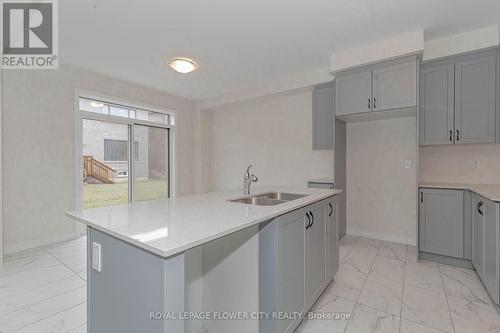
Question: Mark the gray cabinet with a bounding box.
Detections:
[306,205,327,306]
[472,194,500,304]
[326,199,338,279]
[335,57,417,117]
[335,70,372,116]
[275,208,307,333]
[419,64,455,145]
[455,55,496,144]
[312,83,334,150]
[472,194,484,275]
[419,50,497,146]
[372,61,417,112]
[419,188,464,258]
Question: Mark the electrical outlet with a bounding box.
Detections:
[92,242,102,272]
[472,160,480,169]
[404,160,412,169]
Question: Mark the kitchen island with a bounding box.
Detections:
[67,186,342,333]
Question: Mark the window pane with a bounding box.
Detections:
[79,97,173,126]
[133,125,169,202]
[109,106,129,118]
[83,119,129,208]
[79,98,108,114]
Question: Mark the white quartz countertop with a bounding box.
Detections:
[67,186,342,258]
[420,182,500,202]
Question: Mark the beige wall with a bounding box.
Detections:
[200,88,334,192]
[2,64,197,253]
[420,143,500,184]
[347,117,417,245]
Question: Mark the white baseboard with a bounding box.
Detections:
[4,232,78,255]
[346,227,416,246]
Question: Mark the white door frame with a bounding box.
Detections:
[72,89,176,237]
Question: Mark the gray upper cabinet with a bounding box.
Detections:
[312,82,334,150]
[335,57,417,118]
[419,49,498,146]
[419,188,464,258]
[335,70,372,116]
[419,64,455,145]
[455,55,496,144]
[276,208,307,333]
[372,61,417,112]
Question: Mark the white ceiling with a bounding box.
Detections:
[60,0,500,101]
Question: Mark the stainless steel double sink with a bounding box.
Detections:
[228,192,308,206]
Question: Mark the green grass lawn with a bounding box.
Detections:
[84,179,168,209]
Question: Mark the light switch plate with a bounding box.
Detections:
[404,160,412,169]
[92,242,102,272]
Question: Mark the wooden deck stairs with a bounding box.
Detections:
[83,155,116,184]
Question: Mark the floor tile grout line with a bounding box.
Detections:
[44,248,87,283]
[399,244,408,333]
[342,240,382,333]
[436,264,456,333]
[0,275,86,318]
[10,301,87,333]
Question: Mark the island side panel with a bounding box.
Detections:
[88,228,185,333]
[202,224,260,333]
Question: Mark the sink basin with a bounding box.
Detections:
[229,197,287,206]
[256,192,308,201]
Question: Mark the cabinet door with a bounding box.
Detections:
[483,199,499,303]
[335,70,372,116]
[472,194,485,276]
[419,64,455,145]
[419,189,464,258]
[326,199,338,280]
[312,83,334,150]
[306,205,327,306]
[372,61,417,112]
[455,55,496,144]
[276,209,307,333]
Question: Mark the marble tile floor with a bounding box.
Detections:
[1,234,500,332]
[297,235,500,333]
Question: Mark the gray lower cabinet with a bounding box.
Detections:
[335,70,372,116]
[312,82,334,150]
[419,188,464,258]
[472,194,500,304]
[326,199,338,279]
[306,204,327,306]
[419,64,455,145]
[372,61,417,112]
[275,208,307,333]
[263,199,337,333]
[455,55,496,144]
[472,193,485,277]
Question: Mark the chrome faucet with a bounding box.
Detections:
[243,165,258,195]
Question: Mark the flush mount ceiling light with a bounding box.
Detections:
[168,57,197,74]
[90,101,104,108]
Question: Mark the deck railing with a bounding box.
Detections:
[83,155,115,184]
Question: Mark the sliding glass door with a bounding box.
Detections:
[80,97,172,209]
[133,125,169,202]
